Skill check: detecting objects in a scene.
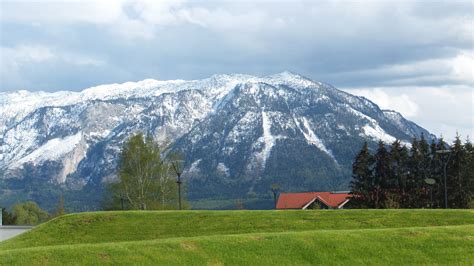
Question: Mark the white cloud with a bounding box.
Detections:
[345,88,419,118]
[344,85,474,141]
[1,0,124,24]
[1,45,56,69]
[1,45,104,68]
[452,51,474,83]
[331,50,474,87]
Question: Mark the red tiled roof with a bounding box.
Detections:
[276,192,351,209]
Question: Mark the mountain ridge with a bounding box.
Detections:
[0,72,434,210]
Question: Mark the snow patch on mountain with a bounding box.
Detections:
[264,71,317,89]
[299,117,337,162]
[362,124,396,143]
[188,159,202,173]
[14,132,83,167]
[347,107,377,124]
[217,162,230,177]
[260,111,276,167]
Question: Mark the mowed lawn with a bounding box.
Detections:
[0,210,473,265]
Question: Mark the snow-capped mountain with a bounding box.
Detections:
[0,72,433,209]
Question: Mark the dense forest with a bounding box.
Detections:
[351,135,473,209]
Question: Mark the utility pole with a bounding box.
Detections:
[172,160,184,210]
[177,172,182,210]
[436,149,452,209]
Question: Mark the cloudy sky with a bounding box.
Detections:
[1,0,473,140]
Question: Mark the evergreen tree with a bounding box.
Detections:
[389,140,409,207]
[447,135,471,208]
[406,137,423,208]
[434,137,448,207]
[349,134,472,209]
[429,139,442,208]
[418,134,432,207]
[350,142,375,208]
[373,141,390,208]
[462,139,474,208]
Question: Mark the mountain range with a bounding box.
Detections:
[0,72,433,210]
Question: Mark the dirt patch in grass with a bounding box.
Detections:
[77,215,117,225]
[208,260,224,266]
[97,252,110,261]
[180,241,198,251]
[404,231,427,237]
[249,236,265,241]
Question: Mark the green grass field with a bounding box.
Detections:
[0,210,473,265]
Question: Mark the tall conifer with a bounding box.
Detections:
[373,141,390,208]
[351,142,375,208]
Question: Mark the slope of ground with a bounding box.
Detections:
[0,210,473,264]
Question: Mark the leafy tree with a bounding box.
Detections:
[350,142,374,208]
[1,208,16,225]
[111,133,179,210]
[12,201,48,225]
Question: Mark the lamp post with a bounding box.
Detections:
[424,178,436,208]
[436,149,452,209]
[172,160,184,210]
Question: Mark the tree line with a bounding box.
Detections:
[1,195,65,225]
[350,135,473,209]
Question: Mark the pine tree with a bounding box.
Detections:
[389,140,409,207]
[462,139,474,208]
[418,134,432,207]
[448,135,470,208]
[373,141,390,208]
[406,137,422,207]
[350,142,375,208]
[429,139,442,208]
[434,137,448,207]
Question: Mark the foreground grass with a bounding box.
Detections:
[0,210,473,265]
[0,225,472,265]
[1,209,473,250]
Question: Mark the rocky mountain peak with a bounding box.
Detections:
[0,72,434,210]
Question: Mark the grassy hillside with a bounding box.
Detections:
[1,210,473,265]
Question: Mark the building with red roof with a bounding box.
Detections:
[276,191,352,209]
